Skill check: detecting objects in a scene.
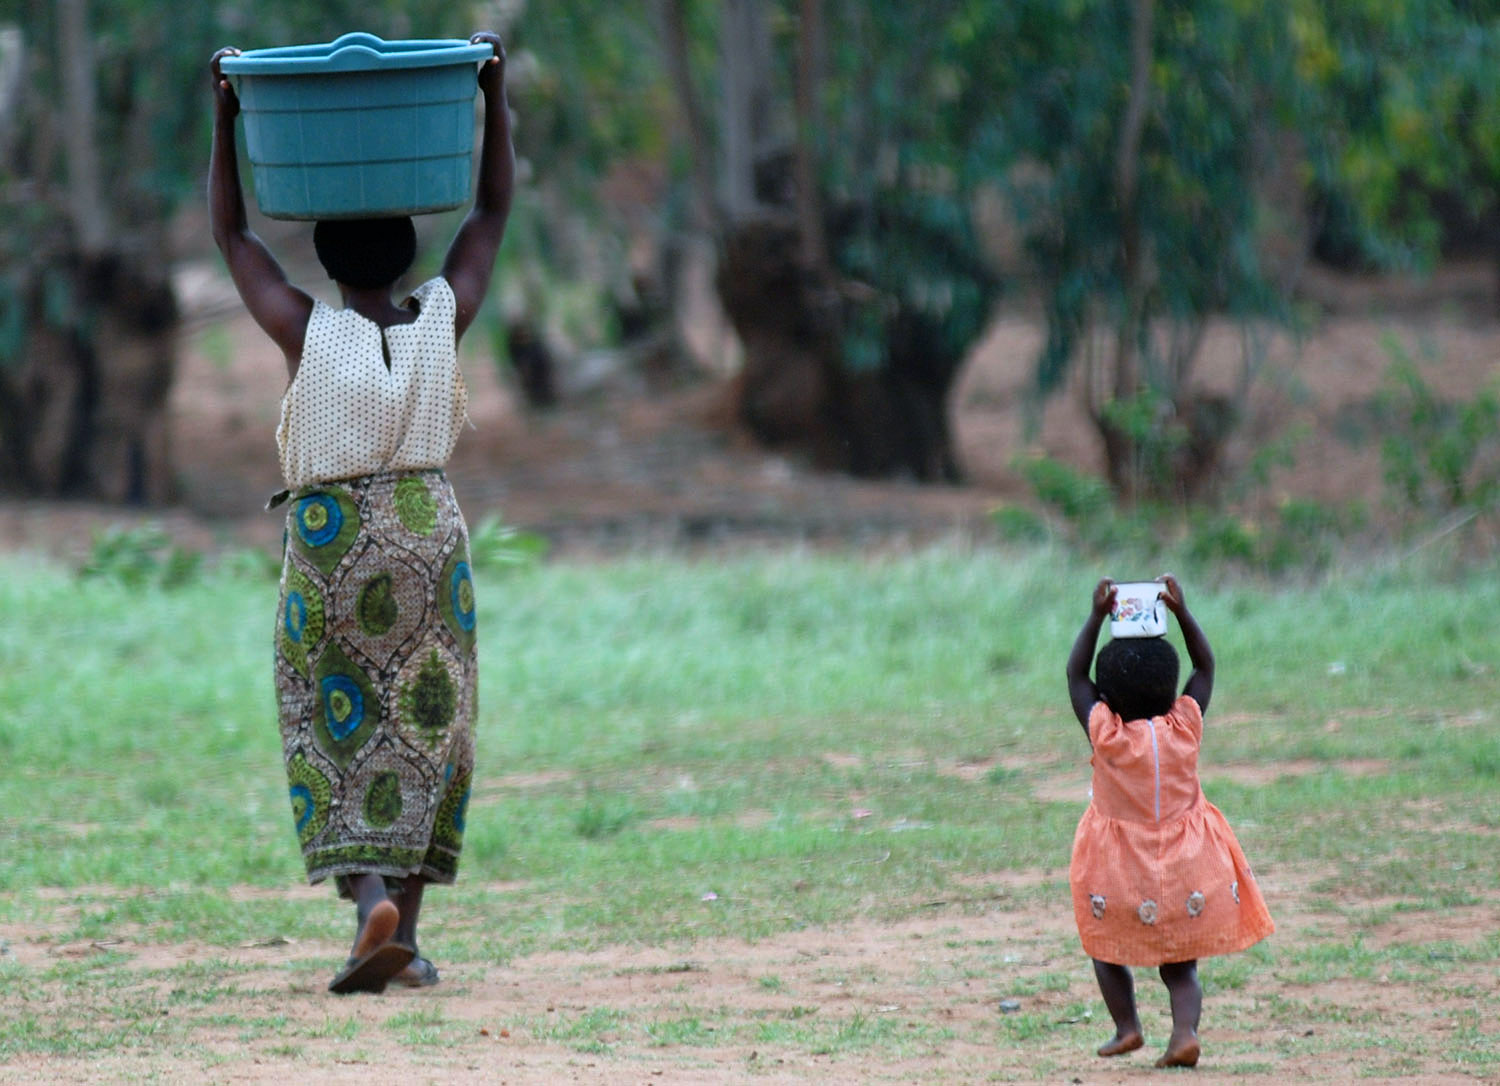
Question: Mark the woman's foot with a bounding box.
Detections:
[1154,1033,1200,1068]
[328,900,412,994]
[393,956,440,988]
[354,899,400,957]
[1097,1029,1144,1057]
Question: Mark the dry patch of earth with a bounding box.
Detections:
[3,859,1494,1084]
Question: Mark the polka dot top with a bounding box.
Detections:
[276,277,469,489]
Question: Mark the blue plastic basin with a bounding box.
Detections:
[220,32,492,220]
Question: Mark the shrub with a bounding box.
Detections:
[469,514,550,573]
[1376,343,1500,517]
[989,504,1050,544]
[78,523,202,590]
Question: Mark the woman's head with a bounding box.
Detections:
[1095,636,1179,722]
[313,217,417,289]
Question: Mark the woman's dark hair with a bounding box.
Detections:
[313,217,417,289]
[1095,636,1179,722]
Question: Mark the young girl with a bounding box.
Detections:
[1065,575,1273,1067]
[208,33,513,993]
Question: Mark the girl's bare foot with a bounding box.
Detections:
[1097,1030,1144,1057]
[1154,1034,1200,1067]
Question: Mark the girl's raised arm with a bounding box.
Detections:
[1159,574,1214,713]
[1066,579,1115,734]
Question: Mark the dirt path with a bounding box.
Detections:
[4,863,1494,1084]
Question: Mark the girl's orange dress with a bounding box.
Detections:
[1069,695,1274,966]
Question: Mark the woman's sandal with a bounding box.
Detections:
[328,900,415,994]
[393,956,440,988]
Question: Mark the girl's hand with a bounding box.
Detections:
[1158,573,1185,614]
[1092,578,1117,619]
[470,31,505,93]
[211,48,241,117]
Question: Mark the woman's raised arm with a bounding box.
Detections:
[442,32,515,343]
[208,47,312,377]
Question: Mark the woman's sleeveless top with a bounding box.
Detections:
[277,277,468,489]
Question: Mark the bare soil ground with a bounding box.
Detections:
[3,859,1494,1083]
[2,765,1493,1085]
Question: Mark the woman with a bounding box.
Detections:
[209,31,513,994]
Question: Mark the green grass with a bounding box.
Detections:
[1,546,1498,1078]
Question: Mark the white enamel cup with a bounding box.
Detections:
[1109,581,1167,638]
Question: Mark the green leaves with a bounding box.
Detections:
[1376,340,1500,515]
[0,275,23,370]
[468,514,549,574]
[1296,1,1500,270]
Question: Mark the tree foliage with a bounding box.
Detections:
[0,1,470,498]
[1,0,469,253]
[910,0,1306,498]
[478,1,703,375]
[816,2,1000,380]
[5,0,1499,501]
[1288,0,1500,269]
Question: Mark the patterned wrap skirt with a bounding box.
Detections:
[274,469,476,891]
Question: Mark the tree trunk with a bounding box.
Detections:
[0,255,177,503]
[57,0,109,254]
[0,25,25,160]
[0,0,181,504]
[1111,0,1152,403]
[660,0,975,482]
[792,0,827,272]
[1098,0,1155,499]
[655,0,718,233]
[719,0,774,224]
[717,219,838,462]
[717,218,964,482]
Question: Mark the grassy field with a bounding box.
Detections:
[1,545,1498,1082]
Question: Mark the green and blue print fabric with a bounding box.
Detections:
[274,471,478,888]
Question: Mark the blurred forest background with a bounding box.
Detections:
[1,0,1499,559]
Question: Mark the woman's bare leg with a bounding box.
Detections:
[326,872,411,993]
[346,872,398,958]
[390,874,440,986]
[394,874,427,948]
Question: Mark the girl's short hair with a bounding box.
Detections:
[313,217,417,290]
[1095,636,1179,722]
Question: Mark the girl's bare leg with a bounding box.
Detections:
[1156,959,1202,1067]
[1092,959,1145,1056]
